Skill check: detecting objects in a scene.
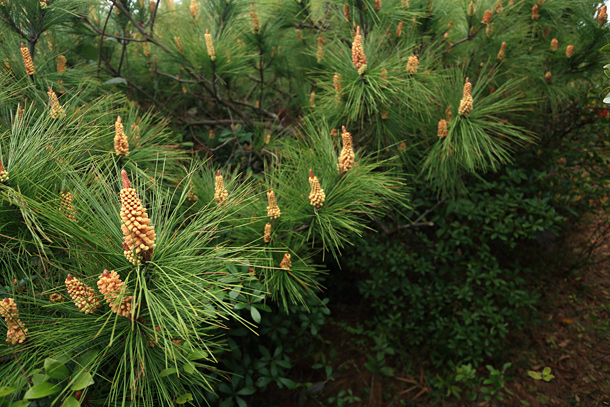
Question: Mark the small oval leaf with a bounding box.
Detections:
[44,358,70,381]
[183,362,195,374]
[175,393,193,404]
[61,396,80,407]
[251,306,261,324]
[71,372,94,391]
[0,387,18,397]
[24,382,61,399]
[186,350,207,361]
[160,367,178,377]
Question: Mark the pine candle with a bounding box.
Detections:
[114,116,129,156]
[120,170,156,265]
[65,274,100,314]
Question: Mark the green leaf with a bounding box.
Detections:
[78,349,99,367]
[527,371,542,381]
[235,396,247,407]
[186,350,207,360]
[250,306,261,323]
[62,396,80,407]
[600,44,610,53]
[44,358,70,381]
[24,382,61,399]
[0,387,18,397]
[236,387,256,396]
[175,393,193,404]
[183,362,195,374]
[71,372,94,391]
[32,374,46,385]
[380,366,394,376]
[160,368,178,377]
[542,367,551,376]
[10,401,30,407]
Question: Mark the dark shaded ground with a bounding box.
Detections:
[260,213,610,407]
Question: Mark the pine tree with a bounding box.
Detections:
[0,0,607,405]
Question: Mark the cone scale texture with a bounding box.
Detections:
[0,299,27,345]
[97,270,133,319]
[59,191,76,221]
[47,88,65,119]
[338,126,355,173]
[205,29,216,60]
[280,253,291,270]
[0,160,8,183]
[308,169,326,209]
[264,222,271,243]
[65,274,100,314]
[214,171,228,204]
[267,190,281,219]
[352,26,367,75]
[20,43,34,76]
[406,55,419,74]
[114,116,130,156]
[458,78,474,116]
[120,170,156,265]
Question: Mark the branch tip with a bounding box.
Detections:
[121,170,131,189]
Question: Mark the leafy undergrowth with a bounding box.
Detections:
[245,209,610,407]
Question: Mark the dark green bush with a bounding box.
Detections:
[346,166,570,368]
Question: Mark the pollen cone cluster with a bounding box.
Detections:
[374,0,381,12]
[114,116,130,156]
[532,4,540,20]
[317,36,324,63]
[334,73,342,101]
[338,126,355,173]
[267,190,281,219]
[494,0,502,13]
[566,44,574,58]
[97,270,133,319]
[497,41,506,61]
[343,3,350,21]
[214,170,228,204]
[308,169,325,209]
[189,0,198,18]
[120,170,156,265]
[0,298,27,345]
[205,29,216,60]
[0,161,8,183]
[59,191,76,221]
[597,5,607,25]
[20,43,34,76]
[351,26,367,75]
[468,1,475,16]
[280,253,291,270]
[57,55,67,73]
[396,22,403,37]
[545,71,552,84]
[437,119,448,139]
[458,78,474,116]
[264,222,271,243]
[550,38,558,52]
[47,88,65,119]
[174,36,184,53]
[406,54,419,74]
[250,3,260,33]
[65,274,100,314]
[481,10,492,25]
